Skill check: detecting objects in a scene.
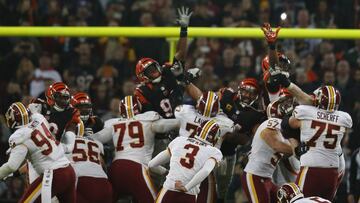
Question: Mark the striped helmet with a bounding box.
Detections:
[194,119,220,146]
[238,78,260,107]
[5,102,31,129]
[313,86,341,112]
[277,183,304,203]
[135,58,162,83]
[196,91,220,118]
[71,92,92,122]
[119,96,141,119]
[46,82,71,111]
[267,89,294,118]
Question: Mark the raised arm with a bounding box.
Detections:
[174,7,192,61]
[89,126,113,144]
[151,118,180,134]
[261,23,280,68]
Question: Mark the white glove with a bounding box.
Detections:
[269,66,290,78]
[28,103,42,114]
[187,68,202,78]
[170,61,184,77]
[177,7,192,27]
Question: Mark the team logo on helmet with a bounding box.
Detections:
[71,92,92,122]
[135,58,162,83]
[196,91,220,117]
[313,86,341,112]
[46,82,71,112]
[119,96,142,119]
[277,183,304,203]
[194,119,220,146]
[5,102,31,129]
[238,78,260,107]
[267,89,295,118]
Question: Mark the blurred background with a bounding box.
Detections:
[0,0,359,202]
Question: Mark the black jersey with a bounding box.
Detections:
[134,65,184,118]
[84,116,104,135]
[32,98,81,141]
[219,88,266,156]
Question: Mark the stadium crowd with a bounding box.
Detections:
[0,0,360,202]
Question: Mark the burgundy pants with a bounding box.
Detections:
[156,188,196,203]
[19,165,76,203]
[76,176,112,203]
[241,172,278,203]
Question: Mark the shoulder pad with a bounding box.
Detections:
[174,105,195,118]
[293,105,315,120]
[135,111,161,121]
[338,111,353,128]
[215,115,234,128]
[265,118,282,130]
[104,118,123,128]
[9,128,29,148]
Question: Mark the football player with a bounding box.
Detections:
[261,23,291,104]
[28,82,82,151]
[71,92,104,135]
[149,119,223,203]
[0,102,76,202]
[89,96,180,203]
[175,91,241,203]
[277,183,331,203]
[271,72,353,200]
[134,7,202,119]
[27,82,82,184]
[241,92,298,203]
[70,135,112,203]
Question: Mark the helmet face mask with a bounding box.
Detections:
[71,92,93,122]
[77,104,92,122]
[53,91,70,111]
[278,96,295,116]
[238,78,260,107]
[238,86,259,107]
[5,102,31,129]
[136,58,162,83]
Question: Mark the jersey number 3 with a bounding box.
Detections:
[114,121,144,151]
[180,144,200,169]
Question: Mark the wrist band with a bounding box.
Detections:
[180,26,188,37]
[268,43,276,50]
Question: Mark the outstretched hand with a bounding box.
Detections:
[177,7,192,27]
[261,23,281,44]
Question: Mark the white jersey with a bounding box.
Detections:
[8,113,69,175]
[245,118,286,178]
[163,136,223,195]
[99,111,161,165]
[294,196,331,203]
[174,105,234,148]
[69,137,107,179]
[293,105,352,168]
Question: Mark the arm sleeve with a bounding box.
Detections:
[184,158,216,191]
[0,145,28,179]
[151,119,180,133]
[61,131,76,153]
[89,127,113,144]
[148,150,171,175]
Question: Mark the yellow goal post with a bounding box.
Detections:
[1,26,359,62]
